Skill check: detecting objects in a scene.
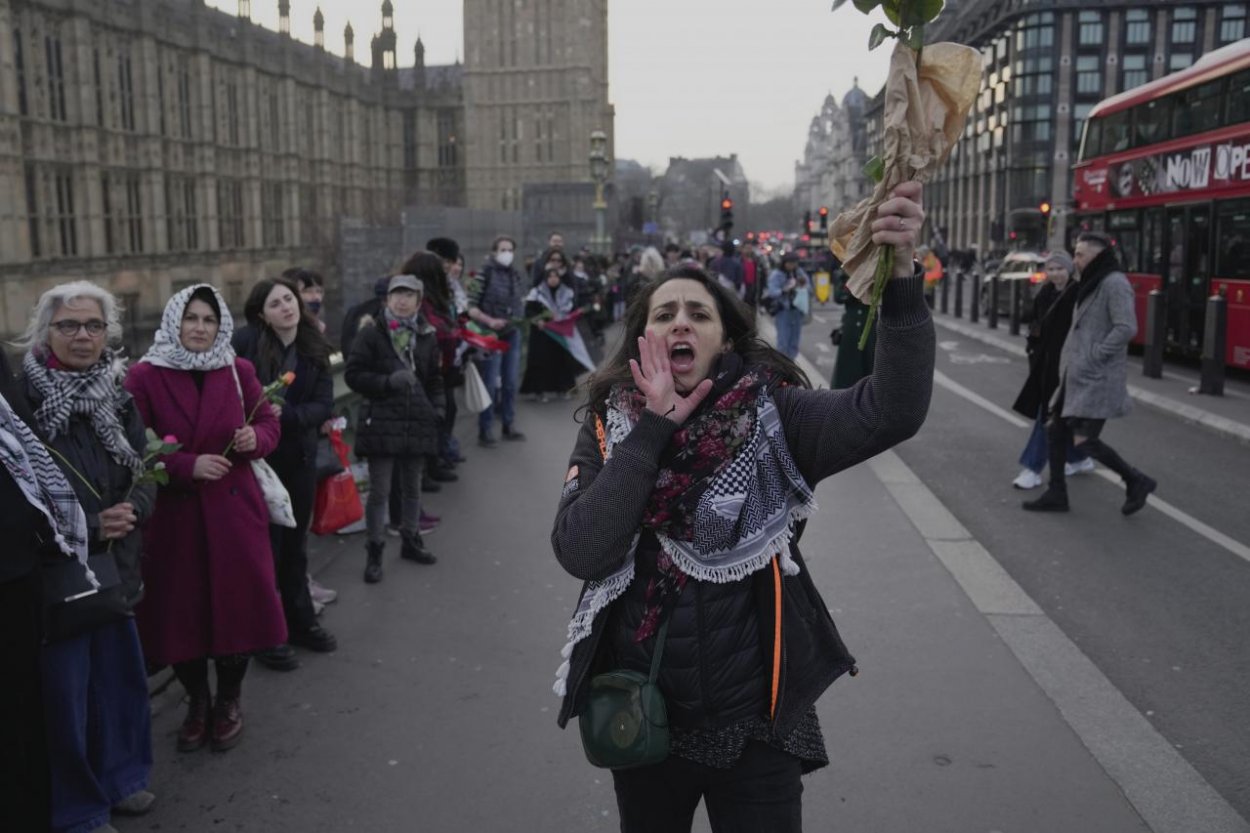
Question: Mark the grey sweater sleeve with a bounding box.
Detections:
[775,274,935,485]
[551,409,678,582]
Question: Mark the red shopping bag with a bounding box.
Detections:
[311,430,363,535]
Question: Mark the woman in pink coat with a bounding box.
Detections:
[124,284,286,753]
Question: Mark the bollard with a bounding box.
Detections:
[970,272,980,324]
[954,271,964,318]
[1009,280,1022,336]
[1199,291,1227,396]
[940,271,949,314]
[988,276,999,329]
[1142,289,1165,379]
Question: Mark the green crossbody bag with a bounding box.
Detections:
[578,618,670,770]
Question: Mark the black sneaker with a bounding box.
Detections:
[502,426,526,442]
[289,625,338,653]
[255,644,300,671]
[1022,489,1070,512]
[428,466,459,483]
[478,433,498,448]
[421,478,442,493]
[1122,474,1157,516]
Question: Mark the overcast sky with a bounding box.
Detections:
[208,1,893,195]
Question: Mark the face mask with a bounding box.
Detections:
[496,251,514,267]
[306,300,322,315]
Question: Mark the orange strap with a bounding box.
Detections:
[593,413,608,461]
[769,556,782,720]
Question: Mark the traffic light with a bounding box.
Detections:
[803,210,812,233]
[818,206,829,231]
[719,193,734,234]
[1040,201,1051,216]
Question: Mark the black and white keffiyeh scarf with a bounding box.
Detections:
[0,392,93,577]
[23,349,143,475]
[553,360,817,697]
[139,283,236,371]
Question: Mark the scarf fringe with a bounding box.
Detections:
[552,553,636,697]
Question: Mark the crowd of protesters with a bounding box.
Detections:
[0,227,822,832]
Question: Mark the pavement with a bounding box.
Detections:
[127,313,1250,833]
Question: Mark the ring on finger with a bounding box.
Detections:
[897,216,906,231]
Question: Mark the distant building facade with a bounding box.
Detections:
[912,0,1246,255]
[794,81,872,222]
[462,0,614,212]
[657,155,750,243]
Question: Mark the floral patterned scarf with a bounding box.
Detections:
[553,356,817,697]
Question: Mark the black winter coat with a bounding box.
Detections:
[1012,280,1078,419]
[0,351,53,584]
[232,326,334,476]
[22,372,156,613]
[345,319,444,458]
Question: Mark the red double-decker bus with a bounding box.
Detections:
[1072,39,1250,368]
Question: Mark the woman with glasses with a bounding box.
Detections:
[16,281,157,833]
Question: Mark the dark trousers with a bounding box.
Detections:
[0,571,50,833]
[172,654,250,699]
[611,742,804,833]
[270,457,318,634]
[41,619,152,833]
[1047,415,1138,491]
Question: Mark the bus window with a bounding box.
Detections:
[1173,79,1223,138]
[1144,208,1165,275]
[1216,200,1250,279]
[1103,110,1132,153]
[1225,69,1250,126]
[1081,118,1101,162]
[1134,97,1171,146]
[1109,210,1141,272]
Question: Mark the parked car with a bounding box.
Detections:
[981,251,1048,317]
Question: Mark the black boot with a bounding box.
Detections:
[1122,471,1157,516]
[400,532,437,565]
[364,541,384,584]
[1022,487,1069,512]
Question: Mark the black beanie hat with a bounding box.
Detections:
[426,237,460,262]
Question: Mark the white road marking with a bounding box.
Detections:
[815,342,832,353]
[934,370,1250,566]
[811,313,828,324]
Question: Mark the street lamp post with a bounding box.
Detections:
[589,130,611,256]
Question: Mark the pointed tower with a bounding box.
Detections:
[413,35,426,89]
[313,6,324,49]
[345,23,355,62]
[278,0,290,35]
[238,0,251,19]
[374,0,397,71]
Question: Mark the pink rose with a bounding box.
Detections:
[163,434,178,444]
[388,319,401,330]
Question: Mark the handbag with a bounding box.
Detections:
[41,553,130,642]
[463,360,493,414]
[229,365,297,528]
[578,618,671,770]
[315,435,345,482]
[311,430,364,535]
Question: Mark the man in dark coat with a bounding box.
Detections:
[1024,232,1157,514]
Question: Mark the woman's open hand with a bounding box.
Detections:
[629,330,713,425]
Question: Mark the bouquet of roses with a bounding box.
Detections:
[222,371,295,455]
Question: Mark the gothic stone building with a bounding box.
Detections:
[0,0,466,345]
[794,81,872,225]
[462,0,614,212]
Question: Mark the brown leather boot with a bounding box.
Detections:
[176,693,212,752]
[210,696,244,752]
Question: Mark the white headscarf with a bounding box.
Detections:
[139,284,236,371]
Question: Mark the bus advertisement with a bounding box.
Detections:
[1071,40,1250,369]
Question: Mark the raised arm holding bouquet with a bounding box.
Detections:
[829,0,981,347]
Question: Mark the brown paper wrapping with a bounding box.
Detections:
[829,41,981,301]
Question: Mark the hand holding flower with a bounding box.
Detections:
[222,373,295,456]
[99,502,138,540]
[231,426,258,454]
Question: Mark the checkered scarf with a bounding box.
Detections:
[139,283,236,371]
[23,349,143,475]
[0,391,93,576]
[553,363,817,696]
